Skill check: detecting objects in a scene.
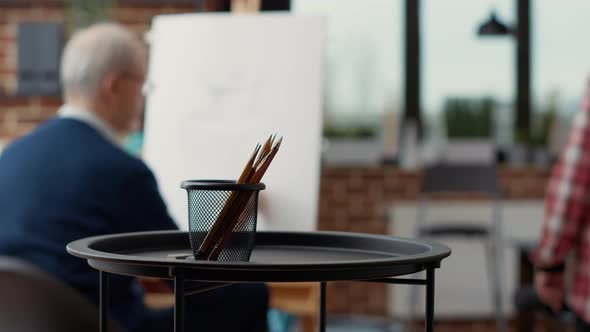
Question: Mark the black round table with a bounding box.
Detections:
[67,230,451,332]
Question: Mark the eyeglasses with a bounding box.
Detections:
[141,81,155,96]
[121,73,155,96]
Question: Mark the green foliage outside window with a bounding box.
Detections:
[514,92,558,147]
[323,112,381,139]
[530,92,558,147]
[323,125,378,139]
[65,0,115,32]
[444,97,494,139]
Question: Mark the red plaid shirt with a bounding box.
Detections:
[533,94,590,322]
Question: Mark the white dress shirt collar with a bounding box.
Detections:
[57,104,126,147]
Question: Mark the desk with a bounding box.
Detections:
[143,282,320,332]
[68,231,450,332]
[268,282,320,332]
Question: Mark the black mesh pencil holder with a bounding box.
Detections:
[180,180,265,262]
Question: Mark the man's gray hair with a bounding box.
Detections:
[60,23,140,98]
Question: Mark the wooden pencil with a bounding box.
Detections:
[197,135,282,261]
[196,144,261,259]
[207,137,282,260]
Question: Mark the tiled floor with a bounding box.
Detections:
[323,318,576,332]
[324,315,402,331]
[406,319,576,332]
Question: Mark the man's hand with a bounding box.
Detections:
[534,271,564,312]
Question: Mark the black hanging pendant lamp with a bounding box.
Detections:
[478,10,511,36]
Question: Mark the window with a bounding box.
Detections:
[533,0,590,151]
[294,0,403,128]
[422,0,515,148]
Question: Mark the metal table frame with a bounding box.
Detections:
[98,266,438,332]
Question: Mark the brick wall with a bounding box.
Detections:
[0,95,60,140]
[0,1,198,140]
[318,166,550,316]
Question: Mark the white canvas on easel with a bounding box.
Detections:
[143,13,325,231]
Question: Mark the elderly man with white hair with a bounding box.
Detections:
[0,23,268,332]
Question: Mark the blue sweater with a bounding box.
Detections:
[0,118,177,331]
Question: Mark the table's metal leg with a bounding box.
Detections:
[174,270,185,332]
[100,271,109,332]
[517,248,534,332]
[425,267,435,332]
[320,281,326,332]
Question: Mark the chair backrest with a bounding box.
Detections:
[0,256,124,332]
[416,163,502,237]
[421,163,500,196]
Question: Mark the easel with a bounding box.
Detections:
[224,4,321,330]
[231,0,261,13]
[227,4,321,332]
[143,2,321,330]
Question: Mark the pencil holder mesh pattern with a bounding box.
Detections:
[181,180,265,262]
